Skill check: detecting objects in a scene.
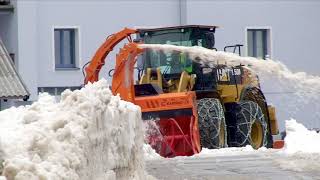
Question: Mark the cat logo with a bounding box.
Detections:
[217,68,230,81]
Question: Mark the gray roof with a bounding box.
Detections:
[0,38,29,99]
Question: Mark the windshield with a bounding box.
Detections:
[141,30,203,75]
[147,50,192,75]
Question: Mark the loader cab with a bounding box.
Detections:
[136,25,218,94]
[138,25,217,49]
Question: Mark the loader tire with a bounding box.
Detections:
[241,87,273,148]
[197,98,227,149]
[228,101,268,149]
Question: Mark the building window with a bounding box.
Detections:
[54,28,78,69]
[247,29,270,59]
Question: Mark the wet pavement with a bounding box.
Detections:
[146,152,320,180]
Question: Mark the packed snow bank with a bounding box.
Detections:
[140,44,320,130]
[276,119,320,172]
[193,146,255,158]
[188,146,277,159]
[143,144,162,161]
[283,119,320,154]
[0,79,145,180]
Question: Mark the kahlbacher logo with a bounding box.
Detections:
[146,98,190,109]
[160,98,189,106]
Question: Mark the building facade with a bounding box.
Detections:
[0,0,319,130]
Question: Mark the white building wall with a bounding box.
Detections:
[186,0,320,130]
[15,0,38,100]
[10,0,180,101]
[34,0,181,88]
[186,0,320,75]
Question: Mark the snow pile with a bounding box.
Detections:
[192,146,255,158]
[0,79,145,180]
[142,120,164,161]
[190,146,277,159]
[275,119,320,172]
[140,44,320,130]
[143,144,161,160]
[283,119,320,154]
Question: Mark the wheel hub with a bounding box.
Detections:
[219,121,225,147]
[250,121,263,149]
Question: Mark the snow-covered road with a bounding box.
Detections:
[146,151,320,180]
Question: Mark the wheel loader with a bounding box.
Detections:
[84,25,280,157]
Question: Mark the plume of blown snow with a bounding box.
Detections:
[0,79,145,180]
[139,44,286,73]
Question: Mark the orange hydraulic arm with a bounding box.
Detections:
[111,43,143,102]
[84,28,137,84]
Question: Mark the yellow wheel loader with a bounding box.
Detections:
[84,25,281,157]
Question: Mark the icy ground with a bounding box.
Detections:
[145,120,320,180]
[0,80,147,180]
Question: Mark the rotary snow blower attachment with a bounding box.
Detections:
[83,25,282,158]
[84,28,200,157]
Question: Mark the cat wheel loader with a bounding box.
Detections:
[83,25,281,157]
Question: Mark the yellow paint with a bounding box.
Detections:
[251,121,263,149]
[268,105,279,135]
[217,84,244,103]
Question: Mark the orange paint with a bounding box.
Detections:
[273,140,285,149]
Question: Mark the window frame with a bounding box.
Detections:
[52,26,81,70]
[245,27,272,59]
